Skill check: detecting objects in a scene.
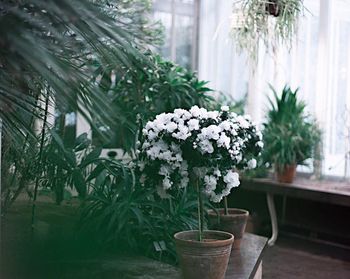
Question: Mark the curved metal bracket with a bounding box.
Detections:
[266,193,278,246]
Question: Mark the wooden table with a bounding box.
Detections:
[241,177,350,246]
[42,233,267,279]
[226,233,268,279]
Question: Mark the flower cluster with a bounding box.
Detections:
[139,106,263,203]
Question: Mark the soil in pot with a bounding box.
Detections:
[174,230,234,279]
[208,208,249,249]
[276,164,296,183]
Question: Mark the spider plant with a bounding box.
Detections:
[231,0,305,61]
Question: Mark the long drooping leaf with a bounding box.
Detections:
[0,0,155,142]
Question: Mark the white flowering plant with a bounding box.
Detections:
[138,105,263,240]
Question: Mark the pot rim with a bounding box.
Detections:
[207,208,249,217]
[174,230,234,247]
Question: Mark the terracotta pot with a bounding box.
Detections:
[174,230,234,279]
[207,208,249,249]
[276,164,296,183]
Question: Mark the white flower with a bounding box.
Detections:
[190,105,202,117]
[210,193,223,203]
[190,105,208,118]
[256,131,263,140]
[139,107,262,199]
[222,188,231,196]
[207,111,219,120]
[9,164,16,174]
[213,168,221,177]
[257,141,264,148]
[221,105,229,112]
[247,159,257,169]
[147,130,158,140]
[174,109,192,120]
[172,124,191,140]
[188,119,200,131]
[138,161,145,171]
[157,185,171,199]
[201,125,221,140]
[156,112,171,124]
[236,115,250,129]
[198,139,214,154]
[219,120,232,131]
[217,133,231,149]
[159,165,171,176]
[165,121,177,133]
[223,170,240,188]
[162,177,172,190]
[180,176,189,188]
[204,175,217,192]
[145,121,155,131]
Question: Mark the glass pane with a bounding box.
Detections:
[323,0,350,176]
[153,11,172,60]
[175,15,193,69]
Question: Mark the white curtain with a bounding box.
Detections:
[198,0,249,102]
[198,0,350,176]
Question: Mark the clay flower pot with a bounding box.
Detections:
[207,208,249,249]
[174,230,234,279]
[276,164,296,183]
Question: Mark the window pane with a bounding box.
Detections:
[175,15,193,69]
[153,11,172,60]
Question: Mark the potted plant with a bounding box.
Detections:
[263,85,321,183]
[206,114,263,249]
[139,105,263,279]
[230,0,305,60]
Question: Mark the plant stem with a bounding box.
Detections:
[31,93,50,236]
[224,196,229,215]
[196,177,203,242]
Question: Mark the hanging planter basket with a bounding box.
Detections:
[265,0,280,17]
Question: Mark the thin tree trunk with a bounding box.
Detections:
[31,94,50,235]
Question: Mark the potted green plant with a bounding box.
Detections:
[139,105,262,278]
[263,85,321,183]
[207,112,263,249]
[231,0,305,60]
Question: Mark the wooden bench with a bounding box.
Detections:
[241,177,350,246]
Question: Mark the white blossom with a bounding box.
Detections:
[140,106,262,201]
[204,175,217,193]
[165,121,177,133]
[188,119,200,131]
[223,170,240,188]
[221,105,229,112]
[247,159,257,169]
[162,177,173,190]
[217,133,231,149]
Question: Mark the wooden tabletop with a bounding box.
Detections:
[226,233,268,279]
[41,233,267,279]
[242,177,350,207]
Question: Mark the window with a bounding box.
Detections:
[198,0,350,177]
[153,0,199,70]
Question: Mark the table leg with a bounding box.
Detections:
[266,193,278,246]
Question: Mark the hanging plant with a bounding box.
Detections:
[230,0,305,60]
